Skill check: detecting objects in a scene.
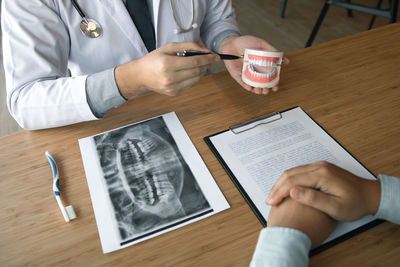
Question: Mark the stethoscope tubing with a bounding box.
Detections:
[71,0,197,38]
[169,0,196,34]
[71,0,86,19]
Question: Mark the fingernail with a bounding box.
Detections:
[266,196,273,204]
[292,188,302,199]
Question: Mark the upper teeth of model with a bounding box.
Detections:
[248,59,277,67]
[248,64,276,77]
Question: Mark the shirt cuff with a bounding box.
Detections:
[86,68,127,118]
[375,174,400,224]
[250,227,311,267]
[211,29,240,53]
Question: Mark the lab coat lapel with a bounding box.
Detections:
[98,0,148,55]
[153,0,160,46]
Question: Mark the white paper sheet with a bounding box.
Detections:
[209,107,376,245]
[79,112,229,253]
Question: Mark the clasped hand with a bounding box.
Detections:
[266,161,381,247]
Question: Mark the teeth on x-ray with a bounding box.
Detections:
[118,138,178,207]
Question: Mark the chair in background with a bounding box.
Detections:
[280,0,354,18]
[280,0,288,18]
[305,0,398,47]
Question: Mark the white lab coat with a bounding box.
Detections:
[1,0,238,130]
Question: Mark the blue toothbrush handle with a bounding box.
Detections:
[45,151,60,195]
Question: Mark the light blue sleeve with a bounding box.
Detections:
[375,174,400,224]
[250,227,311,267]
[201,0,240,50]
[211,29,240,53]
[86,68,127,118]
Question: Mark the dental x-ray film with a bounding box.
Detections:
[79,112,229,253]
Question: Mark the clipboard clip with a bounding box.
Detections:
[229,111,282,134]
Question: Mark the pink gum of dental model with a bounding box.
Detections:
[241,49,284,88]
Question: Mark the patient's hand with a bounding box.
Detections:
[267,161,380,221]
[268,197,337,248]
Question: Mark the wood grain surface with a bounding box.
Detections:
[0,23,399,266]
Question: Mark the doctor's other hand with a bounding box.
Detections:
[267,161,381,221]
[268,197,336,248]
[218,35,289,95]
[115,42,219,98]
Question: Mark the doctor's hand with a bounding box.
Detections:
[266,161,381,221]
[218,35,289,95]
[268,196,337,248]
[115,42,219,98]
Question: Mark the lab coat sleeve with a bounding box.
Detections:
[210,29,240,53]
[200,0,240,51]
[2,0,98,130]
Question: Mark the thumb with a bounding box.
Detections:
[163,42,209,54]
[290,186,339,218]
[257,39,278,52]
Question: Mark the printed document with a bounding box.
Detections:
[208,107,376,244]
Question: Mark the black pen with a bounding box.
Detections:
[176,50,243,60]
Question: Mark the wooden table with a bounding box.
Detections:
[1,23,400,266]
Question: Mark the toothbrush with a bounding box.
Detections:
[45,151,77,222]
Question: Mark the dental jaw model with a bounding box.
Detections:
[242,49,284,88]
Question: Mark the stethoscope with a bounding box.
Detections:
[71,0,197,39]
[169,0,198,34]
[71,0,102,38]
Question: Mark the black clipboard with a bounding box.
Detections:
[204,106,383,256]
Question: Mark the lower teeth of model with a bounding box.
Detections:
[248,65,276,78]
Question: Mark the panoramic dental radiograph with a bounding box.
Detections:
[93,117,210,241]
[242,49,284,88]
